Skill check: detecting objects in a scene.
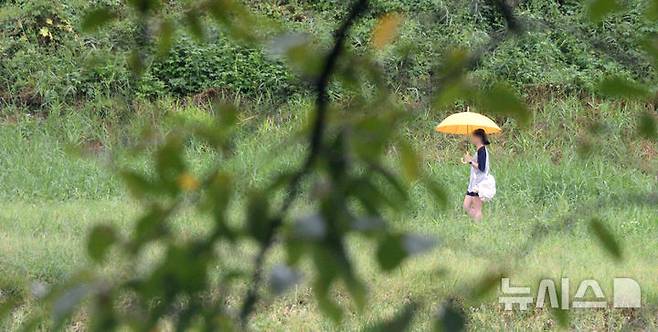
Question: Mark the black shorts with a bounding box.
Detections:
[466,191,479,197]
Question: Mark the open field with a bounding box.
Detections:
[2,0,658,330]
[1,97,656,330]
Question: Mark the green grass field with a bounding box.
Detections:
[1,97,657,330]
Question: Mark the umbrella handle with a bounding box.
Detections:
[461,151,470,164]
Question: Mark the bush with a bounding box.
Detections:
[0,0,299,107]
[149,36,299,100]
[0,0,136,107]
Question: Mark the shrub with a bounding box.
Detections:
[149,37,300,100]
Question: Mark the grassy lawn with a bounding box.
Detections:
[1,98,657,330]
[0,197,656,330]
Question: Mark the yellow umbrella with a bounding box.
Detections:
[435,111,501,135]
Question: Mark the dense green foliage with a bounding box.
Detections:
[149,37,296,98]
[0,0,297,105]
[2,0,657,109]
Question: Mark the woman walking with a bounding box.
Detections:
[462,128,493,221]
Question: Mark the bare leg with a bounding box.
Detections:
[463,195,473,217]
[470,196,483,221]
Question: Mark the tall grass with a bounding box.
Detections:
[0,96,656,330]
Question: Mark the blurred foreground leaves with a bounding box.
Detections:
[371,13,403,50]
[587,0,622,22]
[589,218,623,261]
[6,0,651,330]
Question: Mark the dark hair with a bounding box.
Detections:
[473,128,491,145]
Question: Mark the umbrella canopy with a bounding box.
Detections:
[435,111,501,135]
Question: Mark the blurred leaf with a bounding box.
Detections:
[589,218,622,260]
[131,206,168,251]
[266,33,310,58]
[343,271,367,312]
[87,224,117,263]
[327,133,349,180]
[313,249,343,322]
[641,35,658,66]
[81,8,116,32]
[587,0,621,22]
[351,177,402,213]
[177,172,199,192]
[576,137,594,158]
[399,140,421,182]
[638,112,657,139]
[127,50,144,76]
[478,83,530,126]
[30,281,49,299]
[552,307,570,328]
[194,103,238,151]
[352,216,387,233]
[437,48,469,81]
[268,171,297,192]
[599,77,650,99]
[352,116,395,162]
[371,13,403,50]
[206,0,258,43]
[88,294,117,331]
[206,0,229,20]
[121,170,156,199]
[220,269,249,287]
[285,240,305,266]
[145,243,211,296]
[18,316,42,332]
[377,233,435,271]
[587,120,609,135]
[433,79,474,109]
[403,234,437,255]
[269,264,302,295]
[376,234,403,271]
[281,38,323,76]
[315,286,343,323]
[127,0,161,14]
[648,0,658,21]
[53,284,92,329]
[156,19,175,57]
[434,299,465,332]
[363,302,417,332]
[0,298,19,323]
[370,164,409,204]
[185,9,204,41]
[155,136,186,193]
[207,172,235,240]
[424,178,448,209]
[314,240,366,313]
[293,214,326,240]
[217,102,239,128]
[470,272,504,299]
[208,173,231,209]
[246,191,271,243]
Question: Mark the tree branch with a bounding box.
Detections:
[238,0,369,325]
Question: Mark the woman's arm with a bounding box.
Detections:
[469,148,486,172]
